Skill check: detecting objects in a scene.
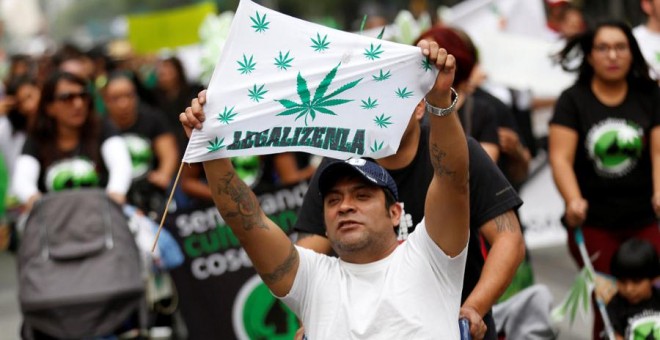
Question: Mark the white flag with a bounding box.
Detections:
[183,0,437,163]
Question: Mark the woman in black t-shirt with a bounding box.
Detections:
[549,20,660,339]
[12,72,132,210]
[103,72,178,214]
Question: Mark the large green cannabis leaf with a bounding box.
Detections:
[276,63,362,126]
[250,11,269,33]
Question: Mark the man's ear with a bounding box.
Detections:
[641,0,652,16]
[390,202,403,227]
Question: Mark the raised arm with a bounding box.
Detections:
[420,40,469,257]
[180,91,299,297]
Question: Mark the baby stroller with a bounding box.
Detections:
[17,189,146,339]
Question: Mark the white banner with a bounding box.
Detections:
[442,0,576,98]
[183,0,436,163]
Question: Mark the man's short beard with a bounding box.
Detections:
[331,234,372,254]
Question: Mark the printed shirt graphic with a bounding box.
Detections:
[123,133,154,180]
[626,311,660,340]
[44,157,101,192]
[183,0,437,163]
[585,118,644,178]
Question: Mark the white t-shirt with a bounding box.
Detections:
[281,219,468,339]
[0,116,26,190]
[633,25,660,80]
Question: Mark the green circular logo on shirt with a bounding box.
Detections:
[123,134,153,179]
[232,275,299,339]
[45,157,100,192]
[232,156,261,188]
[586,118,643,177]
[626,312,660,339]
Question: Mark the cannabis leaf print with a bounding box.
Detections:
[207,137,226,152]
[374,113,393,128]
[217,106,238,124]
[372,70,391,81]
[250,11,270,33]
[276,63,362,126]
[364,43,384,60]
[395,87,413,99]
[361,97,378,109]
[311,33,330,52]
[248,84,268,102]
[237,54,256,74]
[370,140,384,152]
[421,58,433,71]
[274,51,294,71]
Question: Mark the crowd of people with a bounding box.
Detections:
[1,0,660,339]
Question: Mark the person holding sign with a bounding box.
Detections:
[180,40,469,338]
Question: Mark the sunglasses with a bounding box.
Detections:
[54,91,90,103]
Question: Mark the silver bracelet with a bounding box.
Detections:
[425,87,458,117]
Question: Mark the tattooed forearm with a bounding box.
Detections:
[261,243,299,284]
[494,211,517,233]
[215,171,269,231]
[430,143,456,178]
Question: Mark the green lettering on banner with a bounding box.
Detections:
[184,237,202,258]
[279,127,292,146]
[323,127,336,150]
[290,127,302,147]
[254,129,269,147]
[311,127,325,148]
[241,131,256,149]
[298,127,313,146]
[266,127,282,147]
[228,131,243,150]
[336,128,349,151]
[350,129,366,155]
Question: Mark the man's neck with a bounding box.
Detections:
[377,122,420,170]
[647,18,660,33]
[338,239,398,264]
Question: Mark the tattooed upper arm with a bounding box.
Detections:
[215,171,269,231]
[493,211,518,233]
[261,243,299,285]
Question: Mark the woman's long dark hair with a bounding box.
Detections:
[32,71,100,168]
[5,75,37,134]
[554,19,655,91]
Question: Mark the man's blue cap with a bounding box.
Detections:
[318,158,399,201]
